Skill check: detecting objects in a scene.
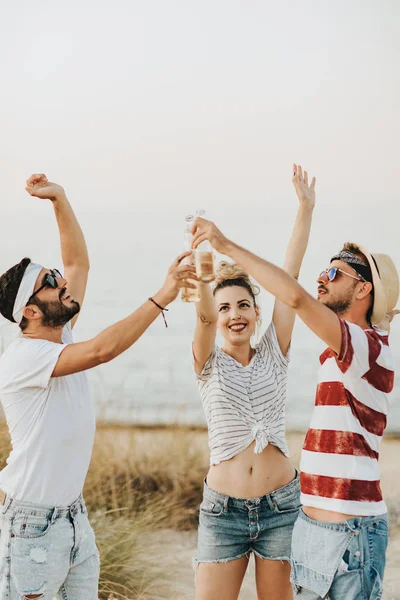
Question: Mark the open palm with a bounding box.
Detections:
[292,164,316,209]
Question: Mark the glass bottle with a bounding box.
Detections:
[194,208,215,282]
[181,215,200,302]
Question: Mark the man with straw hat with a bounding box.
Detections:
[191,196,399,599]
[0,174,197,600]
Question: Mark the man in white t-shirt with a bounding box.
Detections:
[0,174,197,600]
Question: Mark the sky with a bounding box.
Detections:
[1,0,399,426]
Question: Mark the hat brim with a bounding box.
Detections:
[356,244,387,325]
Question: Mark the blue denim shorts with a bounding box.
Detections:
[291,509,389,599]
[0,493,100,600]
[195,470,300,565]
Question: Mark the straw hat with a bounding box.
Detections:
[356,245,399,325]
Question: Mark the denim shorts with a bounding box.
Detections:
[291,509,389,599]
[0,493,100,600]
[195,470,301,565]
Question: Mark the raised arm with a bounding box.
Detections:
[25,174,89,328]
[272,164,316,355]
[192,220,342,354]
[52,251,197,377]
[192,282,218,374]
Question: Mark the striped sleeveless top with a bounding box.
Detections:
[195,322,290,465]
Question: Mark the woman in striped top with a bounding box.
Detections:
[192,165,316,600]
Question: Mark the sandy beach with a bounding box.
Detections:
[1,424,399,598]
[150,432,400,600]
[88,428,400,599]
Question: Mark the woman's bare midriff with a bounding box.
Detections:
[206,441,296,499]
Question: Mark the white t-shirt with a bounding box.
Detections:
[0,323,96,506]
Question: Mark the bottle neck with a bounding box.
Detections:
[197,239,213,252]
[183,230,193,251]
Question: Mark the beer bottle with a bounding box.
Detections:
[194,208,215,283]
[181,215,200,302]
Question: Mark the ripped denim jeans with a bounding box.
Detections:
[291,509,388,599]
[0,494,99,600]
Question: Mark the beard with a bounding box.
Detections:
[320,283,356,316]
[324,297,352,315]
[32,296,80,328]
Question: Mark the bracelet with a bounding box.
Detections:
[148,297,169,328]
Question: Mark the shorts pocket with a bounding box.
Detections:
[12,513,52,539]
[273,489,301,514]
[199,498,225,517]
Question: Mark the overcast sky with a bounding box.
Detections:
[1,1,399,422]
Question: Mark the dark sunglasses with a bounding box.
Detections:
[319,267,365,283]
[28,269,63,303]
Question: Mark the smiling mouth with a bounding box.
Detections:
[228,323,247,333]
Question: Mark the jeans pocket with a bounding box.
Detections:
[273,489,301,514]
[12,513,52,539]
[367,524,388,579]
[368,518,389,538]
[199,498,225,517]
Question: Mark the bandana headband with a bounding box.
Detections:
[330,250,373,284]
[331,250,367,267]
[12,263,43,324]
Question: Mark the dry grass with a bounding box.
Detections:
[2,423,400,598]
[84,425,209,531]
[92,511,172,599]
[0,422,209,599]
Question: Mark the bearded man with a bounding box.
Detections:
[0,174,196,600]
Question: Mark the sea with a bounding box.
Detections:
[1,208,399,432]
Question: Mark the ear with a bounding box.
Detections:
[22,305,42,321]
[355,281,373,301]
[255,304,261,320]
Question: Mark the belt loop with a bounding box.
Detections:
[265,493,275,511]
[50,507,58,525]
[2,495,13,515]
[223,495,229,512]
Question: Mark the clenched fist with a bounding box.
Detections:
[25,174,66,202]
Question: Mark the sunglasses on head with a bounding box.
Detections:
[28,269,63,303]
[319,267,365,283]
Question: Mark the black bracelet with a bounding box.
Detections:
[148,297,169,328]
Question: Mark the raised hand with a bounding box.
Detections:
[292,164,316,209]
[25,174,66,201]
[191,217,230,254]
[160,251,199,304]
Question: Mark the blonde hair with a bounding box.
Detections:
[213,261,260,305]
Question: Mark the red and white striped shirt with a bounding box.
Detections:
[300,318,394,516]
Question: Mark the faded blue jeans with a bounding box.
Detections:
[291,509,388,599]
[195,472,301,565]
[0,494,100,600]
